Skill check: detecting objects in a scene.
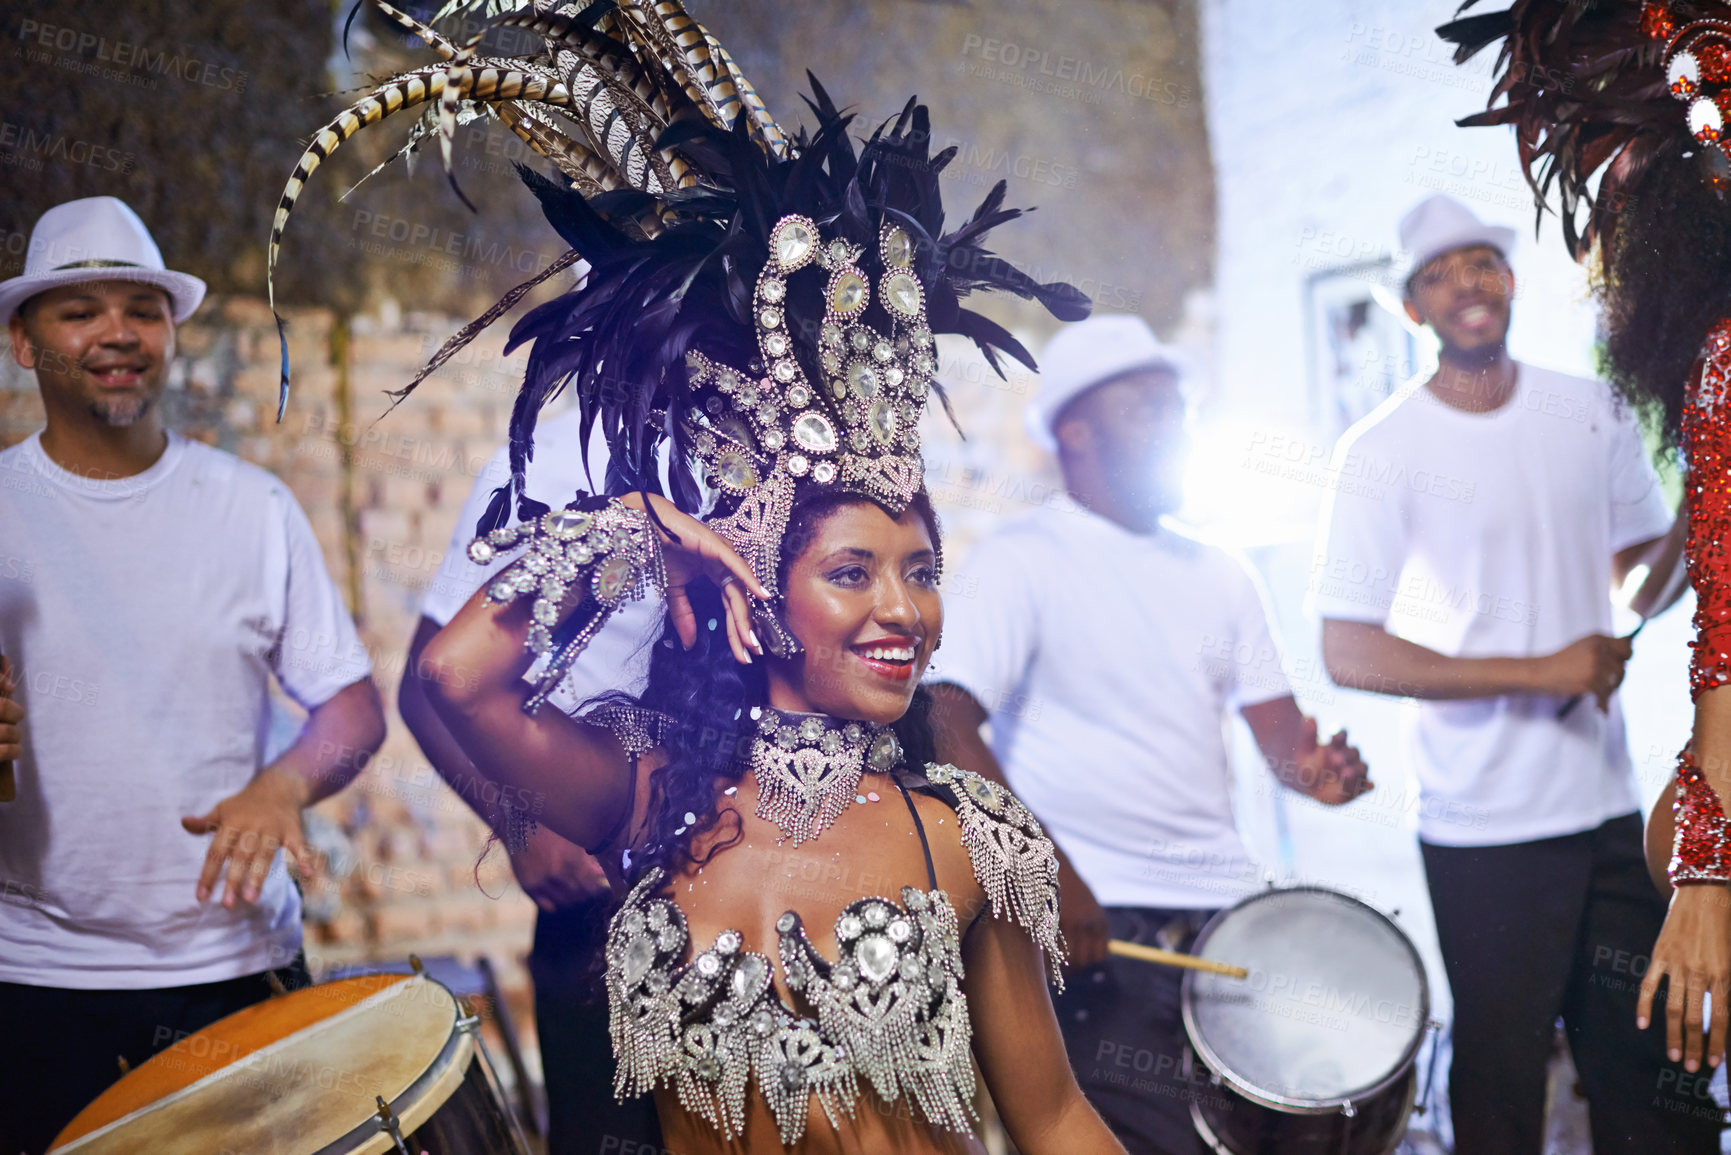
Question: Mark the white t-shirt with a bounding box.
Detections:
[419,405,662,710]
[0,432,372,988]
[933,505,1292,909]
[1311,365,1672,847]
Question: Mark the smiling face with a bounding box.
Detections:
[9,280,175,429]
[769,498,942,725]
[1404,244,1513,363]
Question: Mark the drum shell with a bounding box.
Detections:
[1186,1050,1416,1155]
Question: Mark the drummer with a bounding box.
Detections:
[0,198,385,1154]
[930,314,1373,1154]
[1312,195,1705,1153]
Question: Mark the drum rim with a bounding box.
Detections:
[312,973,474,1155]
[1179,885,1431,1115]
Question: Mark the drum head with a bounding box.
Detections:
[1182,888,1428,1110]
[53,974,465,1153]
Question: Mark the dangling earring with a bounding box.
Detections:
[753,598,804,657]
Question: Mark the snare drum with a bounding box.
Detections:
[1181,887,1430,1155]
[49,971,530,1154]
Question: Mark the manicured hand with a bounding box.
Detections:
[619,491,770,664]
[182,767,314,907]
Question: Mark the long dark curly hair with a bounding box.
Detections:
[595,490,943,889]
[1599,145,1731,446]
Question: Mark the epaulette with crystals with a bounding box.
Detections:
[922,763,1067,985]
[466,496,666,714]
[586,704,672,758]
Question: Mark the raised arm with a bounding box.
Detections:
[1321,617,1631,710]
[965,912,1125,1155]
[419,492,767,852]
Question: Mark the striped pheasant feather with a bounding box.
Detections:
[272,0,789,413]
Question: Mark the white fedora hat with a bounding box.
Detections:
[1025,314,1189,453]
[1397,194,1516,289]
[0,197,206,323]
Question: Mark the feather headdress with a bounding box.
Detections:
[273,0,1089,660]
[1439,0,1731,259]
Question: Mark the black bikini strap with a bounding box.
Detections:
[894,777,939,892]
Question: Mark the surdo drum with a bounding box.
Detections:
[1180,888,1430,1155]
[49,971,530,1154]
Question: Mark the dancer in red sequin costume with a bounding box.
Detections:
[1447,0,1731,1077]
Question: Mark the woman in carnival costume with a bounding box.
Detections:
[272,2,1122,1150]
[1447,0,1731,1078]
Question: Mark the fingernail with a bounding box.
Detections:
[749,630,762,653]
[1671,1048,1682,1061]
[1687,1059,1699,1071]
[1637,1018,1647,1029]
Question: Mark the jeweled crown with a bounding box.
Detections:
[681,213,938,635]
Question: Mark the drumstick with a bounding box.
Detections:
[1107,939,1249,979]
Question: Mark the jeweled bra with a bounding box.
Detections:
[601,715,1064,1146]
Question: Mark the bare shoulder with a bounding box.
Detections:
[903,786,981,894]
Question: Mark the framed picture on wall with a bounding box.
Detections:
[1303,258,1427,435]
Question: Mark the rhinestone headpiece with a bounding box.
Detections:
[1650,7,1731,166]
[683,216,938,653]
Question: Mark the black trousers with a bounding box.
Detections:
[1422,813,1722,1154]
[0,953,311,1155]
[529,896,663,1155]
[1053,906,1220,1155]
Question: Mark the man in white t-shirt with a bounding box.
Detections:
[931,314,1372,1155]
[400,406,665,1153]
[0,198,384,1153]
[1314,195,1704,1154]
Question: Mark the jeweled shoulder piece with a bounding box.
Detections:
[1671,748,1731,884]
[749,708,903,845]
[466,497,666,712]
[924,762,1068,986]
[586,704,671,758]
